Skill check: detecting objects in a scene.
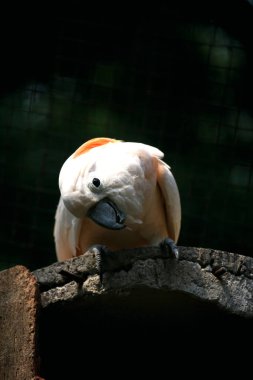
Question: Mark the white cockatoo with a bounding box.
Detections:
[54,137,181,261]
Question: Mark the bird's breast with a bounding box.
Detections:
[77,217,148,253]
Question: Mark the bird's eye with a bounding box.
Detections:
[92,177,101,187]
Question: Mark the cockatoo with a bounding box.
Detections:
[54,137,181,262]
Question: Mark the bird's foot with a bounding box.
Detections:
[159,238,179,259]
[90,244,109,285]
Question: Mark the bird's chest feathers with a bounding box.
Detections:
[78,217,148,252]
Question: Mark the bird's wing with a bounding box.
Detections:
[53,197,82,261]
[157,159,181,243]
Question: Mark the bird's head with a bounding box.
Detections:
[58,138,162,230]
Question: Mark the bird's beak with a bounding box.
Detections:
[87,198,126,230]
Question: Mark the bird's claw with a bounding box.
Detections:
[90,244,109,285]
[159,238,179,259]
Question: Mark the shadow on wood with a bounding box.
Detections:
[38,285,252,379]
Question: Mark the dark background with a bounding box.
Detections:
[0,1,253,271]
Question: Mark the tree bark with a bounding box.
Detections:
[1,247,252,379]
[35,245,253,378]
[33,245,253,317]
[0,265,40,380]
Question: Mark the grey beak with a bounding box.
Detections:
[87,198,126,230]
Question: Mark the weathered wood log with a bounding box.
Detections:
[35,245,253,378]
[1,246,252,379]
[33,246,253,317]
[0,265,40,380]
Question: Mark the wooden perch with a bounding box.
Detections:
[36,245,253,378]
[1,246,253,378]
[33,245,253,317]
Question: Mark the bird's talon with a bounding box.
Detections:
[90,244,109,285]
[160,238,179,259]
